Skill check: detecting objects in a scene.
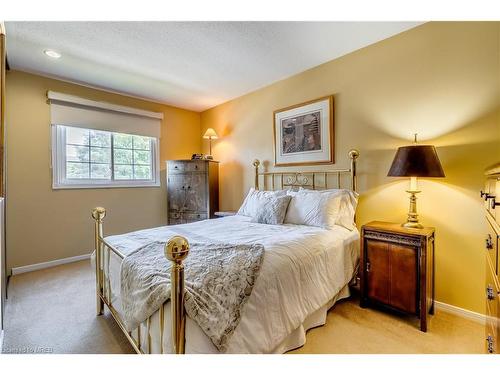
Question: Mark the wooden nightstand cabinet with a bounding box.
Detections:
[360,221,435,332]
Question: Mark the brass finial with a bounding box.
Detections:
[252,159,260,168]
[348,149,359,160]
[165,236,190,263]
[91,207,106,221]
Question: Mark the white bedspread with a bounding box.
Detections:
[104,215,359,353]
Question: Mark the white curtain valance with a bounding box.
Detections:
[47,91,163,138]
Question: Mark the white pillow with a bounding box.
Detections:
[237,188,287,217]
[299,188,358,229]
[285,189,358,230]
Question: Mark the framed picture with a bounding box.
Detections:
[273,95,334,167]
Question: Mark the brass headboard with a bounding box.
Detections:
[253,149,359,192]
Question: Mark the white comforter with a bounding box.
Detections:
[104,215,359,353]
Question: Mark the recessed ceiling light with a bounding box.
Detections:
[44,49,61,59]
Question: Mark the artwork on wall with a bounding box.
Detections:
[273,95,334,166]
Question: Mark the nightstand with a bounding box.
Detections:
[360,221,435,332]
[214,211,237,218]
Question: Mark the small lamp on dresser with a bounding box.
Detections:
[203,128,218,160]
[387,134,445,228]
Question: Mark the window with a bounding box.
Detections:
[52,125,160,188]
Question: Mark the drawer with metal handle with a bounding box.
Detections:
[184,161,206,172]
[168,161,186,173]
[184,213,207,221]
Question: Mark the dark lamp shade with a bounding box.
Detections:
[387,145,445,178]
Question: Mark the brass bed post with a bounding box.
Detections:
[165,236,190,354]
[348,149,360,192]
[92,207,106,315]
[253,159,260,190]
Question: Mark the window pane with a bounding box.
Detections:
[57,125,157,187]
[66,127,90,146]
[66,145,89,162]
[133,135,151,150]
[114,133,133,149]
[134,150,151,165]
[134,165,152,180]
[91,147,111,163]
[114,148,133,164]
[66,162,89,179]
[90,130,111,147]
[114,165,133,180]
[91,164,111,179]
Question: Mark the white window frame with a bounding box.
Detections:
[52,125,161,189]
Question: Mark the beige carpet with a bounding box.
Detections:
[2,260,484,354]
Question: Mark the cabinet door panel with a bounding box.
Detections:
[366,240,390,305]
[167,173,207,213]
[184,173,207,212]
[167,174,186,212]
[389,243,417,313]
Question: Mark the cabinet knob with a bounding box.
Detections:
[491,197,499,209]
[487,285,495,300]
[486,234,493,250]
[487,335,494,353]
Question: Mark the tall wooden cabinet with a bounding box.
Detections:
[483,163,500,354]
[360,221,435,332]
[166,160,219,225]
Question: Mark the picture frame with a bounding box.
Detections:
[273,95,334,167]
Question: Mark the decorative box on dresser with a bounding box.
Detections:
[483,163,500,354]
[166,160,219,224]
[360,221,435,332]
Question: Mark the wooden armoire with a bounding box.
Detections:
[166,160,219,225]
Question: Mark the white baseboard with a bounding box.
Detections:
[11,253,91,275]
[434,300,485,324]
[0,329,4,353]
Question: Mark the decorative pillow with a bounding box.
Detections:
[237,188,287,218]
[251,195,292,225]
[284,189,358,230]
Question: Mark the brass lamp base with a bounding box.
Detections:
[402,190,424,229]
[402,221,424,229]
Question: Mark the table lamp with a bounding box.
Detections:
[202,128,218,159]
[387,134,445,228]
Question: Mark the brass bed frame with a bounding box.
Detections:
[91,149,359,354]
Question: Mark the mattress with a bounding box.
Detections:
[101,215,360,353]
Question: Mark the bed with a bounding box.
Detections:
[91,149,360,354]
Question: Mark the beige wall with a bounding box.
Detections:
[201,22,500,314]
[6,71,201,271]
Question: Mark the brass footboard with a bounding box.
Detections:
[91,207,190,354]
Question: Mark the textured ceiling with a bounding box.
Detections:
[5,22,422,111]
